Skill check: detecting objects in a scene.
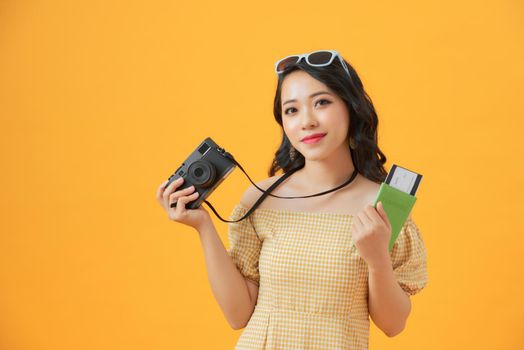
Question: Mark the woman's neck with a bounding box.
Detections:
[293,146,357,192]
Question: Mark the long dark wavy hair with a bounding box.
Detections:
[268,54,388,184]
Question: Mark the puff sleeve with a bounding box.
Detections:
[226,204,262,286]
[390,216,428,296]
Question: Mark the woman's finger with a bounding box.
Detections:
[376,202,391,229]
[162,177,184,200]
[357,209,373,228]
[175,192,199,214]
[162,179,188,202]
[156,180,170,202]
[364,204,381,225]
[168,186,195,208]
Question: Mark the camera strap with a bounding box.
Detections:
[202,152,359,223]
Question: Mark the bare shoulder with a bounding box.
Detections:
[239,175,283,208]
[355,175,382,205]
[357,174,381,192]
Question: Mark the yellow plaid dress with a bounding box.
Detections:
[227,203,428,350]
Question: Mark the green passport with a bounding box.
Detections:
[372,165,422,251]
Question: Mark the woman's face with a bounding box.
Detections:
[280,70,350,161]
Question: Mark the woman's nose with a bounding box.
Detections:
[300,110,318,128]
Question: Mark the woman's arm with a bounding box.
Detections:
[367,256,411,337]
[352,202,412,337]
[156,178,258,329]
[197,219,258,329]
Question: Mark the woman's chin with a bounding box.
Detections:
[301,152,330,162]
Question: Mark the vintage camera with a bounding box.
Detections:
[165,137,236,210]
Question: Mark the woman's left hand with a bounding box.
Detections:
[351,201,392,269]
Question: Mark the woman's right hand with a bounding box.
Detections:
[156,177,211,231]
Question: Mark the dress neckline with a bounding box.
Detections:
[235,203,355,218]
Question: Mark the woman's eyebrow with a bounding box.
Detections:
[283,91,332,106]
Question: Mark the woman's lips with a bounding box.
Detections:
[301,134,326,144]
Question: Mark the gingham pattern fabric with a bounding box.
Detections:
[227,203,428,350]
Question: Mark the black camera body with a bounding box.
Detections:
[166,137,236,210]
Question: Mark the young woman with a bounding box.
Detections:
[156,50,428,349]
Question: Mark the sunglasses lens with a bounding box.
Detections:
[307,51,334,65]
[276,56,300,72]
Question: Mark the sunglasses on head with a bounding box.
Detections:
[274,50,351,78]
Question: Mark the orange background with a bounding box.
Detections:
[1,1,523,349]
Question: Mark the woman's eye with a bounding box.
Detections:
[284,107,297,115]
[284,100,330,115]
[316,99,331,106]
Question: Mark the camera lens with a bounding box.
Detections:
[187,160,216,188]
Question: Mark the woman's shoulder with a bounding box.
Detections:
[239,175,284,209]
[238,173,381,212]
[358,176,382,203]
